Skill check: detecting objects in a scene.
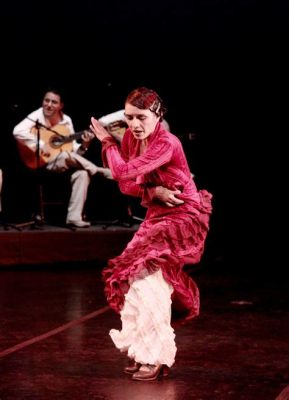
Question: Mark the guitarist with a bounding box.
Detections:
[12,88,112,228]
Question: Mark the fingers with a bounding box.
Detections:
[168,194,184,206]
[89,119,96,133]
[90,117,111,138]
[82,130,94,142]
[90,116,101,129]
[90,117,98,134]
[172,196,184,204]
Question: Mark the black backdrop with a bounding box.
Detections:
[1,0,287,267]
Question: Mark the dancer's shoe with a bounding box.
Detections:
[124,360,141,374]
[131,364,169,381]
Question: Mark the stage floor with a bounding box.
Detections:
[0,220,138,267]
[0,263,288,400]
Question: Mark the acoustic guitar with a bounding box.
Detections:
[18,120,127,169]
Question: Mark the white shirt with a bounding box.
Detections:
[13,107,79,152]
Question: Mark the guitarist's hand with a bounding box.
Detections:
[90,117,111,142]
[80,130,94,151]
[82,130,94,143]
[40,144,51,157]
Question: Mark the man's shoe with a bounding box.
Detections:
[66,220,91,228]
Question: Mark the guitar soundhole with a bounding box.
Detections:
[49,135,65,149]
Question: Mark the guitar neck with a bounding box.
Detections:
[62,130,88,143]
[62,124,125,144]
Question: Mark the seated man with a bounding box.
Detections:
[13,88,111,228]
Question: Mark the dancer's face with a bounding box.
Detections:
[124,103,160,140]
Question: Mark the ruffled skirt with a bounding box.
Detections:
[103,190,212,324]
[110,269,177,367]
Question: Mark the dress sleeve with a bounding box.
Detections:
[118,179,144,198]
[105,138,174,181]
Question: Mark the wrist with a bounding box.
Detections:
[80,144,88,151]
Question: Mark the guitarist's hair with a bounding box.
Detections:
[44,87,65,103]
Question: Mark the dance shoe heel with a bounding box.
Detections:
[162,365,169,377]
[124,361,142,374]
[132,364,169,381]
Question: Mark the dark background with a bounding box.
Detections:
[1,0,287,267]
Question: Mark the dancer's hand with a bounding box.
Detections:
[154,186,184,207]
[90,117,111,142]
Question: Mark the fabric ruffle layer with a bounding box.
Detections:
[102,189,212,324]
[109,269,177,367]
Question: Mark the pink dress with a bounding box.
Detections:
[101,122,213,324]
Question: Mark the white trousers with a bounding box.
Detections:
[46,152,98,222]
[110,269,177,367]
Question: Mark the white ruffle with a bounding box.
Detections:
[109,269,177,367]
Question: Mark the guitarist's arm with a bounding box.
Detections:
[13,110,44,152]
